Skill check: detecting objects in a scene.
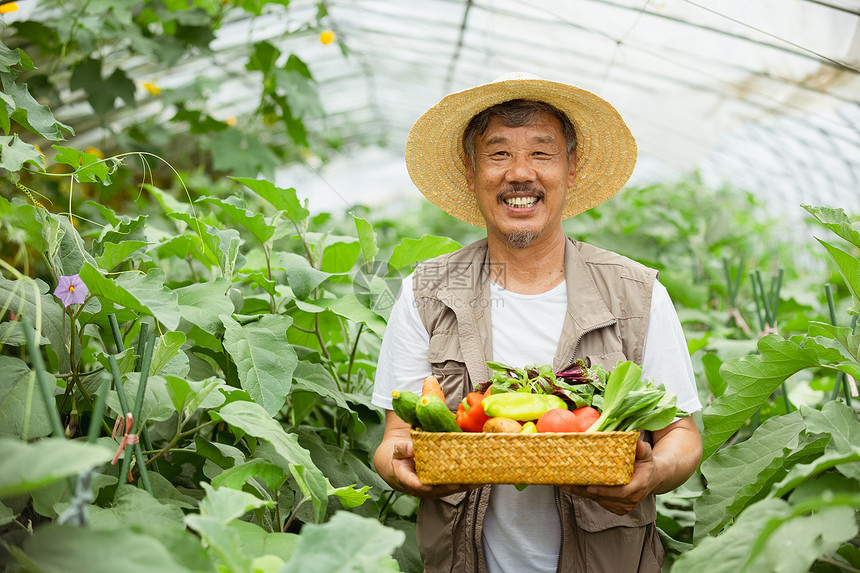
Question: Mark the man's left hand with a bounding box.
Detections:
[562,440,655,515]
[561,416,702,515]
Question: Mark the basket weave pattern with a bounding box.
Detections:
[411,430,639,485]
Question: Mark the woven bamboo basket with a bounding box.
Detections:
[411,430,639,485]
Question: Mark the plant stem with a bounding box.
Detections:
[145,419,218,466]
[346,323,364,390]
[282,495,310,532]
[314,314,330,360]
[264,243,275,314]
[814,556,860,573]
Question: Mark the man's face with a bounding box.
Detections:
[466,112,576,249]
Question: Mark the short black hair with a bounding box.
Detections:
[462,99,577,167]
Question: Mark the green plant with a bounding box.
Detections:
[667,205,860,573]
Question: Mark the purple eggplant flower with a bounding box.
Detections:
[53,274,89,307]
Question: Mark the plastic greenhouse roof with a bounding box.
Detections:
[17,0,860,220]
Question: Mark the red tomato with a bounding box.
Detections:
[571,406,600,431]
[536,408,579,432]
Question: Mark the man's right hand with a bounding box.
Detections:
[374,410,475,499]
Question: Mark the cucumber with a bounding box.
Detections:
[391,390,421,427]
[415,395,462,432]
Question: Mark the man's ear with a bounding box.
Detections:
[465,158,475,192]
[567,151,577,188]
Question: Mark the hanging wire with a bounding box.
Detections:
[800,0,860,17]
[679,0,860,73]
[444,0,474,94]
[598,0,652,91]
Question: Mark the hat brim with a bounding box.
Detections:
[405,77,637,227]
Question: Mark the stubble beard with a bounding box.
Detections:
[505,229,541,249]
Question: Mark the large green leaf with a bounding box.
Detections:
[291,360,354,412]
[88,486,211,571]
[69,57,136,115]
[88,485,186,531]
[211,459,286,491]
[0,356,52,440]
[52,145,112,184]
[42,210,99,278]
[0,71,71,140]
[184,514,250,573]
[16,524,193,573]
[175,278,234,334]
[105,374,177,423]
[228,519,298,562]
[196,482,272,523]
[769,449,860,499]
[817,238,860,314]
[213,401,328,523]
[0,276,71,372]
[320,240,360,274]
[210,128,280,178]
[169,211,244,279]
[354,215,378,267]
[164,375,226,417]
[701,335,822,460]
[295,294,387,338]
[79,264,182,331]
[149,331,187,378]
[0,134,44,171]
[694,412,806,538]
[95,240,148,271]
[280,252,331,300]
[92,216,147,257]
[279,511,404,573]
[672,498,787,573]
[197,195,275,245]
[800,400,860,480]
[232,176,310,223]
[0,438,112,498]
[802,205,860,249]
[387,235,461,271]
[746,502,859,573]
[220,314,297,416]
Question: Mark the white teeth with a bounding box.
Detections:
[504,196,538,208]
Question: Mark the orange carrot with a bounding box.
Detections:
[421,375,445,402]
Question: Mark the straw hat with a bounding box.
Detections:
[405,72,637,227]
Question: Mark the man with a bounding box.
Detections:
[372,73,703,573]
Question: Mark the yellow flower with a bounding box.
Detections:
[142,81,161,96]
[0,3,19,15]
[319,30,336,45]
[225,116,237,127]
[85,147,104,159]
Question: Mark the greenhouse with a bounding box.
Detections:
[1,0,859,571]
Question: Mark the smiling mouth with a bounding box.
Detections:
[503,196,539,208]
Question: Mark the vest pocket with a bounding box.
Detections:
[428,331,470,410]
[571,493,656,532]
[416,492,469,572]
[585,351,628,370]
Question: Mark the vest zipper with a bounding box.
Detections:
[472,486,483,573]
[554,487,564,573]
[567,319,617,367]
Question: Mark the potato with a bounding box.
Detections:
[482,417,523,433]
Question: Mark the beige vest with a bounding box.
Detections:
[411,237,663,573]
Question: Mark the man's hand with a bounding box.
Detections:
[374,410,475,499]
[561,416,702,515]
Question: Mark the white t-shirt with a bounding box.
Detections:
[372,275,702,573]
